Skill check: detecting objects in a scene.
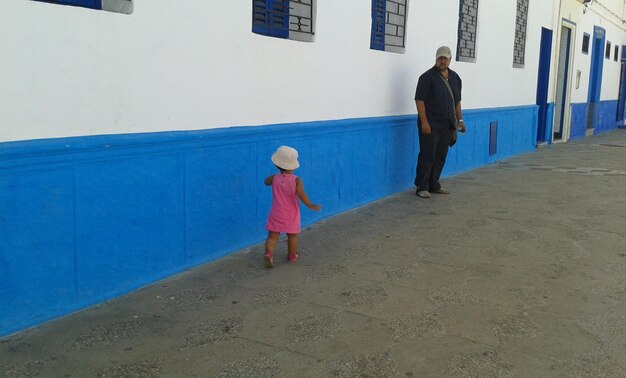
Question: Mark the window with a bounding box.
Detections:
[252,0,315,42]
[614,45,619,62]
[582,33,590,54]
[606,41,612,59]
[513,0,529,68]
[456,0,479,62]
[32,0,133,14]
[370,0,408,53]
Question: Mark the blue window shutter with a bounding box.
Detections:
[253,0,289,39]
[33,0,102,9]
[370,0,386,51]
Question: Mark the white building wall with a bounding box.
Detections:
[573,12,595,104]
[0,0,558,143]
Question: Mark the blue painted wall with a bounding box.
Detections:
[570,100,618,139]
[443,105,537,176]
[593,100,618,134]
[0,105,538,337]
[570,102,589,140]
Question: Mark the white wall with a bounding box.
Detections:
[1,0,554,142]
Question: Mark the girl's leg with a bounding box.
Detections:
[264,231,280,267]
[265,231,280,253]
[286,233,299,261]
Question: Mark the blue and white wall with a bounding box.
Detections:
[557,0,626,140]
[0,0,570,336]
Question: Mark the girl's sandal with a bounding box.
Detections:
[287,252,299,263]
[264,252,274,268]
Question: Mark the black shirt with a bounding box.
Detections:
[414,66,462,130]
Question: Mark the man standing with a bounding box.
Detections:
[414,46,466,198]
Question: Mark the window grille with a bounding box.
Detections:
[513,0,529,68]
[456,0,479,62]
[606,41,612,59]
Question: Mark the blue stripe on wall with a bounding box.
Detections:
[443,105,537,176]
[570,100,619,139]
[570,102,589,140]
[593,100,618,134]
[0,105,538,337]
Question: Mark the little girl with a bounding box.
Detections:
[264,146,321,268]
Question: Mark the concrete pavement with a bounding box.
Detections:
[1,129,626,377]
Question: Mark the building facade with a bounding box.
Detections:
[1,0,625,336]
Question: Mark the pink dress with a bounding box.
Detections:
[266,174,300,234]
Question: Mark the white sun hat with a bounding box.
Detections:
[271,145,300,170]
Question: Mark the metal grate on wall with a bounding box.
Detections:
[289,0,313,34]
[456,0,479,62]
[513,0,529,68]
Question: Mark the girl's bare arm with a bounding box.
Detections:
[264,175,275,186]
[296,178,321,211]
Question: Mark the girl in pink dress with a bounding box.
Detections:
[264,146,321,268]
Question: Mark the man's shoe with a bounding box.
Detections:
[430,188,450,194]
[416,190,432,198]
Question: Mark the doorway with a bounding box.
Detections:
[553,20,575,141]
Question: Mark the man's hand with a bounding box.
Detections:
[422,123,432,135]
[457,120,466,134]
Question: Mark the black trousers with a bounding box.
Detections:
[414,126,454,192]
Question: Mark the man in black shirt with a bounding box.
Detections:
[414,46,465,198]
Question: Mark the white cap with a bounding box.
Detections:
[436,46,452,59]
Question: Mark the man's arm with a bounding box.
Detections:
[416,100,431,135]
[455,102,465,133]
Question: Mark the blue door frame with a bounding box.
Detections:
[554,23,573,140]
[536,27,553,142]
[587,26,606,130]
[617,46,626,125]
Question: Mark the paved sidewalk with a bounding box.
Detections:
[2,130,626,377]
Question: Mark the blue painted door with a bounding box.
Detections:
[536,27,553,142]
[617,46,626,124]
[587,26,606,130]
